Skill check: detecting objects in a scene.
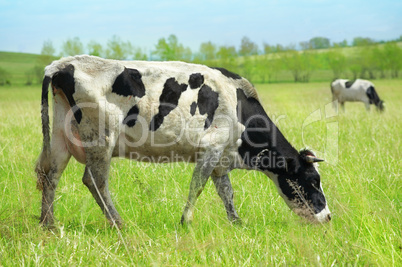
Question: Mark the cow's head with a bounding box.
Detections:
[260,149,331,223]
[376,100,385,112]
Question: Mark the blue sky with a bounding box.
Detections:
[1,0,401,54]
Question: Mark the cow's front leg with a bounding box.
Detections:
[364,101,371,111]
[340,102,345,112]
[181,149,223,225]
[211,174,241,224]
[82,145,122,229]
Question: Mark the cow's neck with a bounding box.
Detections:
[236,89,300,173]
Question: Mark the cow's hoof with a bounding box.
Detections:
[180,215,192,226]
[229,217,242,226]
[109,219,123,229]
[40,221,57,231]
[39,216,55,229]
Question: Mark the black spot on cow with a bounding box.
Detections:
[197,85,219,129]
[150,78,188,131]
[190,102,197,116]
[52,64,82,124]
[236,88,298,172]
[112,68,146,98]
[188,73,204,89]
[123,105,139,127]
[345,80,356,88]
[212,67,242,80]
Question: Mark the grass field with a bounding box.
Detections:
[0,79,401,266]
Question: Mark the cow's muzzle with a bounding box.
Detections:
[313,205,331,223]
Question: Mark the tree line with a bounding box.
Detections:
[11,34,402,85]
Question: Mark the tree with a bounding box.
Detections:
[61,37,84,56]
[106,35,133,60]
[217,45,237,60]
[239,36,259,56]
[34,40,56,84]
[132,48,148,60]
[254,56,281,83]
[240,56,255,81]
[152,34,191,61]
[326,49,346,79]
[352,37,375,46]
[41,40,56,57]
[372,46,386,78]
[216,45,238,71]
[199,41,217,61]
[383,42,402,78]
[395,35,402,42]
[348,53,362,80]
[281,49,317,82]
[309,37,330,49]
[38,40,56,66]
[333,40,348,48]
[263,43,274,54]
[263,43,285,54]
[87,40,104,57]
[299,41,312,50]
[359,46,377,79]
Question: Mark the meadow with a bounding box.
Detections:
[0,76,400,266]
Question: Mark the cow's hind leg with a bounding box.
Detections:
[82,147,122,228]
[211,174,241,223]
[181,148,223,224]
[37,134,71,227]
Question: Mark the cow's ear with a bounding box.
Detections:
[285,158,297,174]
[305,156,325,163]
[299,149,324,164]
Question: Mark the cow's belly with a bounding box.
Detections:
[339,89,367,102]
[63,121,87,164]
[60,97,240,165]
[113,119,239,163]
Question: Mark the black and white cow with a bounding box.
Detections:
[331,79,385,112]
[36,55,331,228]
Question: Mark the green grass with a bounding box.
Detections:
[0,80,401,266]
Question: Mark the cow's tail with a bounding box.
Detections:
[35,75,52,190]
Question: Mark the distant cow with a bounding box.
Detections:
[36,55,331,228]
[331,79,385,112]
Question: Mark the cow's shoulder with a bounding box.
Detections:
[211,67,242,80]
[357,79,374,88]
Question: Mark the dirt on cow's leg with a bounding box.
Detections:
[181,148,224,225]
[37,134,71,228]
[211,174,241,224]
[82,150,122,229]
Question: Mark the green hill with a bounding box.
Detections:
[0,52,42,83]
